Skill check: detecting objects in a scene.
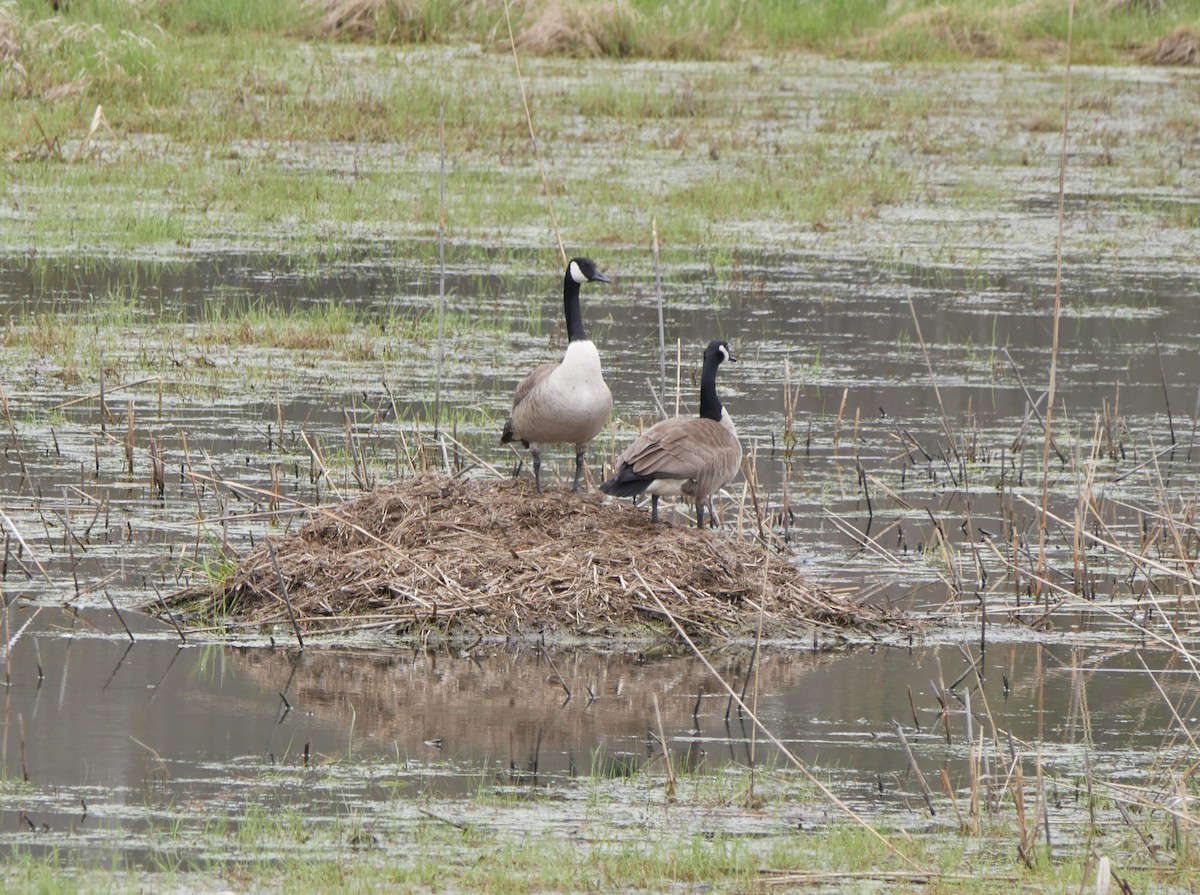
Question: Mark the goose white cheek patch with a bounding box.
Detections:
[569,260,586,284]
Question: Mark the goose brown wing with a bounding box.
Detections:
[512,363,558,410]
[619,418,732,479]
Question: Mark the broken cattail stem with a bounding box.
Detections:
[939,768,967,833]
[152,585,187,643]
[267,541,304,650]
[435,103,446,435]
[126,400,135,476]
[18,712,28,782]
[652,693,675,796]
[653,217,666,407]
[542,648,571,701]
[1013,758,1032,868]
[105,589,135,643]
[893,721,936,817]
[149,437,165,500]
[935,655,952,745]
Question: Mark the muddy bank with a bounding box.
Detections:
[160,473,902,642]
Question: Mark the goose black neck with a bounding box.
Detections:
[699,355,723,421]
[563,274,587,342]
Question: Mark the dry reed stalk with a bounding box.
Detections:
[53,375,162,411]
[1135,653,1200,757]
[893,721,936,816]
[1037,0,1075,598]
[906,295,958,464]
[1177,778,1191,861]
[17,712,27,782]
[652,217,665,407]
[0,506,52,585]
[125,400,135,476]
[934,656,953,746]
[104,588,134,643]
[1017,492,1200,590]
[1013,757,1032,867]
[759,870,1009,887]
[301,429,343,501]
[435,104,446,434]
[1003,348,1064,462]
[1144,443,1199,605]
[267,541,304,649]
[674,338,682,416]
[939,768,968,833]
[269,463,282,523]
[1,599,9,689]
[925,509,963,600]
[983,536,1200,663]
[501,0,566,268]
[651,693,675,797]
[61,489,81,597]
[832,388,848,490]
[149,436,165,500]
[824,512,906,570]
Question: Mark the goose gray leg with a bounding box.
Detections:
[571,447,586,492]
[696,501,705,529]
[650,495,660,523]
[532,448,543,494]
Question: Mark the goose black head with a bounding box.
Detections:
[567,257,611,285]
[705,339,737,366]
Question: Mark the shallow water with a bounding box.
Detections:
[0,605,1190,865]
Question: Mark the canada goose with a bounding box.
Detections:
[501,257,613,493]
[601,339,741,529]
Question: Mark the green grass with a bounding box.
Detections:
[2,766,1197,895]
[0,2,1194,260]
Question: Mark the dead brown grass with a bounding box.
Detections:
[0,8,26,97]
[308,0,387,41]
[1142,26,1200,66]
[858,6,999,59]
[306,0,465,42]
[511,0,640,58]
[164,473,899,642]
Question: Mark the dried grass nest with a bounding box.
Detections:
[165,474,903,642]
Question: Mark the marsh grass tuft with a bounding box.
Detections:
[512,0,640,58]
[1142,25,1200,65]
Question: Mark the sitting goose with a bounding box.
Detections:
[501,257,612,493]
[601,339,742,528]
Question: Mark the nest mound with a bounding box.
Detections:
[167,474,900,642]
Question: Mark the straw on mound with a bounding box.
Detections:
[167,474,898,641]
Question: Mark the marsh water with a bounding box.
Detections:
[1,49,1200,868]
[0,605,1194,865]
[0,244,1198,863]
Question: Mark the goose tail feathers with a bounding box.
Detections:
[599,467,654,497]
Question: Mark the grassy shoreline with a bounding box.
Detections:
[1,1,1198,263]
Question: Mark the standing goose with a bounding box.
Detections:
[501,257,613,493]
[601,339,742,529]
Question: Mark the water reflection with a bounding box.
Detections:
[0,608,1190,823]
